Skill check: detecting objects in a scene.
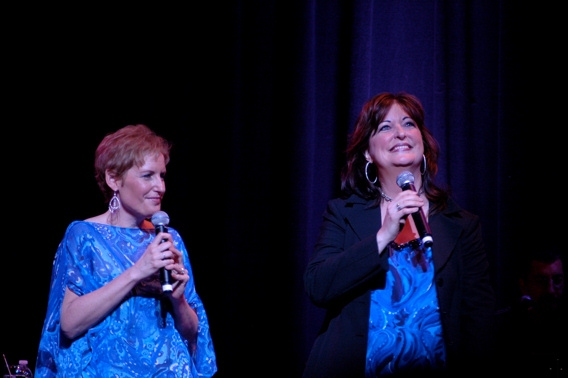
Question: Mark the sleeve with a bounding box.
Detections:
[458,213,496,360]
[171,229,217,377]
[35,222,90,377]
[303,199,389,308]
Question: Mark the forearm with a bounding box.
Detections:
[60,266,141,339]
[170,297,199,346]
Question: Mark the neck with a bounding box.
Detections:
[378,170,423,202]
[377,185,397,202]
[106,210,145,228]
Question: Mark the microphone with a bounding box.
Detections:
[519,295,534,310]
[151,211,172,292]
[396,171,433,247]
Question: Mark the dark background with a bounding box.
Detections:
[2,1,558,376]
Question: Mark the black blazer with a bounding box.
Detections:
[303,194,495,377]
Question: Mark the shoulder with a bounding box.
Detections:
[167,226,182,239]
[65,220,96,234]
[328,193,375,211]
[324,195,380,239]
[165,226,186,248]
[323,195,377,222]
[430,197,482,240]
[438,197,479,222]
[60,221,110,247]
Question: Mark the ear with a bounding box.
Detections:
[364,150,372,162]
[105,170,120,192]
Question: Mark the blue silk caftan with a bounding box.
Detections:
[35,221,217,377]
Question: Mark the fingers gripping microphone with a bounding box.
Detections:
[151,211,173,292]
[396,171,433,247]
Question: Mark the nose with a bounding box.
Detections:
[546,280,556,293]
[544,277,563,294]
[394,123,406,138]
[155,177,166,193]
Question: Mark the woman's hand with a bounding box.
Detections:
[376,191,425,252]
[166,246,189,299]
[151,232,189,299]
[127,231,172,280]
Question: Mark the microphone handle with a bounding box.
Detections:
[156,224,173,292]
[401,182,433,247]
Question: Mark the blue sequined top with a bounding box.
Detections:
[35,221,217,377]
[365,241,446,376]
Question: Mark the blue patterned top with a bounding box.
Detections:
[35,221,217,377]
[365,241,446,376]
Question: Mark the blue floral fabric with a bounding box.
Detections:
[365,243,446,376]
[35,221,217,377]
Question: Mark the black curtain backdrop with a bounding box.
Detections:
[3,1,558,377]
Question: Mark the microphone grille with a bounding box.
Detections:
[396,171,415,188]
[151,211,170,226]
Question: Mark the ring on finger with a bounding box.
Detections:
[396,203,402,211]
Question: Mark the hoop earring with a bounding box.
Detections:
[365,161,378,184]
[421,154,427,175]
[109,191,120,213]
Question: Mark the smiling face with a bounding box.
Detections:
[108,153,167,227]
[365,103,424,174]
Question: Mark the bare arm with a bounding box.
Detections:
[60,268,140,339]
[60,232,180,340]
[170,294,199,348]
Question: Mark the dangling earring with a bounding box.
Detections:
[109,191,120,213]
[421,154,427,175]
[365,161,378,184]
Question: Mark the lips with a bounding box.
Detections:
[391,144,411,151]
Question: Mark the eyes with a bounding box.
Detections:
[142,172,166,180]
[528,274,564,288]
[377,119,417,133]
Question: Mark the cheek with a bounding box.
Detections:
[368,134,389,151]
[413,138,425,154]
[126,182,150,196]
